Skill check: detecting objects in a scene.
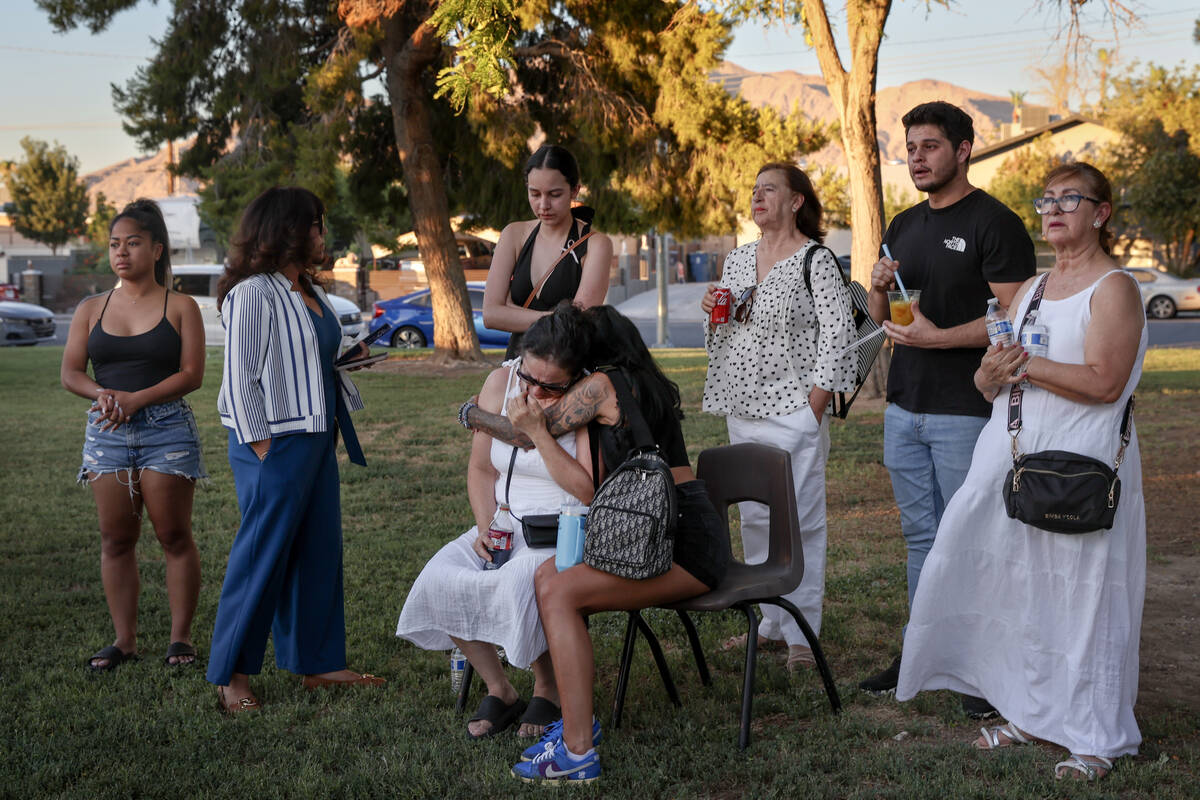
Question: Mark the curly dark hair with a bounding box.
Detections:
[217,186,327,308]
[109,199,171,286]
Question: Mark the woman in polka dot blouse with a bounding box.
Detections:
[699,162,856,671]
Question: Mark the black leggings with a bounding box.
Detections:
[671,479,729,590]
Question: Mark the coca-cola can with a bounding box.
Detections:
[710,287,732,324]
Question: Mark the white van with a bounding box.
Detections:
[171,264,365,347]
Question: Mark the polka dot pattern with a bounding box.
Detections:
[703,240,857,418]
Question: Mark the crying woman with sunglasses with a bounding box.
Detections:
[396,304,597,742]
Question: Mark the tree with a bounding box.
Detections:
[43,0,826,363]
[81,191,118,272]
[986,134,1065,239]
[1101,120,1200,276]
[3,137,89,256]
[716,1,1137,290]
[1101,63,1200,154]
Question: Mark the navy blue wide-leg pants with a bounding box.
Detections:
[206,429,347,685]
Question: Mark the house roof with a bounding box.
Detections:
[972,113,1106,162]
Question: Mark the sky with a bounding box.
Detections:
[2,1,1197,175]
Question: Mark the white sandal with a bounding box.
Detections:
[974,723,1033,750]
[1054,754,1113,781]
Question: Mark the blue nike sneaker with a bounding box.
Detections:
[520,718,603,761]
[511,740,601,784]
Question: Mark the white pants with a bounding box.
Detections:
[727,407,830,644]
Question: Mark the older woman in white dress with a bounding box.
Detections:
[397,309,594,740]
[896,162,1147,782]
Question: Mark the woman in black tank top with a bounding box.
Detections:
[482,145,613,359]
[61,199,207,673]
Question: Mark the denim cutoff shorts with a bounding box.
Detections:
[77,398,208,485]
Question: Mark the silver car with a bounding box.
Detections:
[0,300,56,346]
[171,264,365,346]
[1125,267,1200,319]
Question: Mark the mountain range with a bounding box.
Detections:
[84,62,1035,207]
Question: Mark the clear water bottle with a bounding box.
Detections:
[1020,309,1050,361]
[450,647,467,694]
[485,503,515,570]
[986,297,1014,346]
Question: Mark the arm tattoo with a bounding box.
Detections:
[466,376,611,446]
[544,379,607,436]
[466,406,534,449]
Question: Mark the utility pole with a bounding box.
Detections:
[655,230,671,348]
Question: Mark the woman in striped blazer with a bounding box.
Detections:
[207,186,384,713]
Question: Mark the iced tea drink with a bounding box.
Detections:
[888,290,921,326]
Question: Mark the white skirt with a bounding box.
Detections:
[396,528,554,669]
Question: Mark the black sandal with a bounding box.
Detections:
[87,645,137,673]
[467,695,527,740]
[517,696,562,738]
[164,641,198,667]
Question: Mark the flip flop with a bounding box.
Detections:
[786,645,816,672]
[517,696,562,738]
[467,695,527,740]
[164,641,198,667]
[87,645,137,673]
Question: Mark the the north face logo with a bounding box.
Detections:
[943,236,966,252]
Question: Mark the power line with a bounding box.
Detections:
[0,43,144,61]
[0,122,123,131]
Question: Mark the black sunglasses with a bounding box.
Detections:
[516,368,578,396]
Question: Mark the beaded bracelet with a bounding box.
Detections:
[458,400,477,430]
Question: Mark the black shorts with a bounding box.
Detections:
[672,479,729,590]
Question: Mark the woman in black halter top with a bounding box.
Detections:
[61,199,207,673]
[482,145,612,359]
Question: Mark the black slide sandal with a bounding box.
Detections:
[467,695,527,740]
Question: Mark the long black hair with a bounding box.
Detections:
[524,144,581,189]
[109,199,171,286]
[584,305,682,427]
[218,186,327,308]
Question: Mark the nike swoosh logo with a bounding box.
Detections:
[543,762,590,778]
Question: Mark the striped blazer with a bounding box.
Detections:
[217,272,364,445]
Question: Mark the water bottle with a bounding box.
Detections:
[450,647,467,694]
[1020,309,1049,360]
[556,504,587,572]
[485,503,515,570]
[986,297,1014,346]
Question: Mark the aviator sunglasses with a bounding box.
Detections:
[733,285,757,323]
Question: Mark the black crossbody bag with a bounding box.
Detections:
[504,447,559,548]
[1002,274,1134,534]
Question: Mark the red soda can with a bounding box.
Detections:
[710,287,732,324]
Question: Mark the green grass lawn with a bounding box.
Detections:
[1,346,1197,798]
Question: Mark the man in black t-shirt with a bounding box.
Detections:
[859,102,1036,706]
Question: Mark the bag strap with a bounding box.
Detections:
[1006,273,1133,470]
[1006,273,1050,443]
[604,368,657,453]
[801,243,854,417]
[522,230,596,309]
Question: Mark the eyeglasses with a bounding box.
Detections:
[733,285,757,323]
[312,218,325,233]
[1032,194,1101,215]
[516,368,578,396]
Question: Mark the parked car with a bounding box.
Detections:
[373,233,495,271]
[1124,267,1200,319]
[171,264,365,346]
[369,282,510,349]
[1,299,56,345]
